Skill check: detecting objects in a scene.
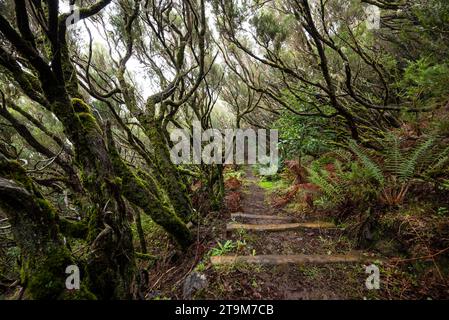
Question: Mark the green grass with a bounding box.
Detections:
[194,261,206,272]
[258,177,288,192]
[258,180,275,189]
[210,240,236,257]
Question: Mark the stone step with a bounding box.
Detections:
[211,253,363,266]
[226,221,336,232]
[231,212,296,222]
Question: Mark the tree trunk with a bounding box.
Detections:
[145,120,195,222]
[50,98,137,299]
[117,74,195,222]
[133,206,148,254]
[0,159,95,299]
[106,123,193,249]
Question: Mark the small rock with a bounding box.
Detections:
[182,272,208,299]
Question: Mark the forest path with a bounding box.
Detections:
[204,166,378,299]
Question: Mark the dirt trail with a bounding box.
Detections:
[201,166,377,300]
[239,168,270,215]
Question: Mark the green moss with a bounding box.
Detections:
[36,198,57,221]
[258,179,286,191]
[0,159,59,227]
[70,99,101,135]
[86,206,102,243]
[127,172,193,249]
[141,120,194,221]
[26,249,70,299]
[121,164,191,247]
[75,113,100,131]
[59,218,88,239]
[71,98,92,113]
[106,129,193,248]
[0,160,33,190]
[23,246,95,300]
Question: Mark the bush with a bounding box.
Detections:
[307,133,449,209]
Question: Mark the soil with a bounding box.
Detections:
[193,168,378,300]
[142,166,448,300]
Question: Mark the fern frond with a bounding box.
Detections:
[423,145,449,176]
[399,136,435,182]
[382,132,403,176]
[348,140,385,185]
[307,167,344,205]
[333,148,352,163]
[334,160,344,175]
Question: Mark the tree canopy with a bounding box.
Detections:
[0,0,448,300]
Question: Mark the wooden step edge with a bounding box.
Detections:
[210,253,365,266]
[226,222,336,232]
[231,213,296,221]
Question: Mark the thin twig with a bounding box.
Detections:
[391,246,449,264]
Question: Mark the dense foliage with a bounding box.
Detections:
[0,0,448,299]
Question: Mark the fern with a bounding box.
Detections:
[348,140,385,185]
[423,145,449,177]
[309,135,446,207]
[351,135,443,183]
[382,132,402,177]
[333,148,352,163]
[398,137,435,182]
[210,240,236,256]
[307,165,345,205]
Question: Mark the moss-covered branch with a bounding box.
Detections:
[0,158,95,299]
[106,122,193,249]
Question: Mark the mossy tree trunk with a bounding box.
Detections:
[210,164,225,210]
[0,15,136,295]
[0,159,95,299]
[47,96,137,299]
[132,205,148,254]
[117,74,195,223]
[144,118,195,222]
[106,123,193,249]
[0,1,193,299]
